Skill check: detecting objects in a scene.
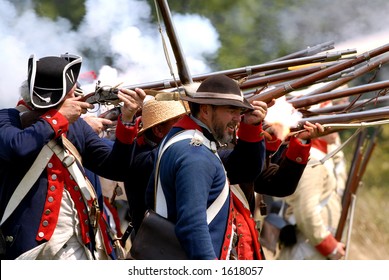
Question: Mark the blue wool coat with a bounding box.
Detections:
[146,115,265,259]
[0,108,135,259]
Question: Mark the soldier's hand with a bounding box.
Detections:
[58,96,94,124]
[241,100,268,126]
[118,88,146,123]
[296,121,325,140]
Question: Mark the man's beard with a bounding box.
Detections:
[212,120,235,144]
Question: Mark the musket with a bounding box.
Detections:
[81,81,120,105]
[247,43,389,103]
[304,95,389,116]
[298,53,389,97]
[335,126,381,241]
[195,49,356,81]
[239,64,331,90]
[295,106,389,129]
[269,41,335,62]
[155,0,193,84]
[243,67,354,97]
[334,128,366,242]
[288,79,389,109]
[81,50,354,104]
[114,49,355,90]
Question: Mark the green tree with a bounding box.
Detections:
[33,0,85,28]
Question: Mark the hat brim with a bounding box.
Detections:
[180,93,253,110]
[29,54,82,109]
[137,113,186,135]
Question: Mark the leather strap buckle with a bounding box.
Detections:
[62,154,76,167]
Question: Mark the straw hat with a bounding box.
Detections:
[137,97,188,135]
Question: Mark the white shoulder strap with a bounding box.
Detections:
[155,129,229,225]
[48,138,96,203]
[1,140,56,225]
[1,138,98,226]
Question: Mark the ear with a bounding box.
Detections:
[199,104,211,117]
[151,125,164,139]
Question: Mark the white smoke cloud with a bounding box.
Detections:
[0,0,220,109]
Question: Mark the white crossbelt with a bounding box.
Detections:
[1,137,97,226]
[155,129,229,224]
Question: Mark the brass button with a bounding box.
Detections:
[5,236,14,242]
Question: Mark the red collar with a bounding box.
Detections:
[311,138,328,153]
[16,99,33,111]
[173,115,202,130]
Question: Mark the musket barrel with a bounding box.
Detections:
[239,65,326,89]
[289,80,389,109]
[155,0,193,84]
[248,43,389,103]
[296,106,389,127]
[194,50,356,81]
[270,41,335,62]
[307,95,389,115]
[302,53,389,97]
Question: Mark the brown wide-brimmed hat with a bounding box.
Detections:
[137,97,189,135]
[180,74,253,110]
[28,53,82,109]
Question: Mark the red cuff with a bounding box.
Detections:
[237,122,264,143]
[285,136,311,164]
[265,134,282,152]
[40,109,69,138]
[315,234,338,256]
[115,114,138,144]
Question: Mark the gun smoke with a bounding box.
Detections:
[0,0,219,108]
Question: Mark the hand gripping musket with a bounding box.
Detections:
[247,43,389,104]
[81,81,121,105]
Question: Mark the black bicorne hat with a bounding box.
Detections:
[28,53,82,109]
[180,74,253,110]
